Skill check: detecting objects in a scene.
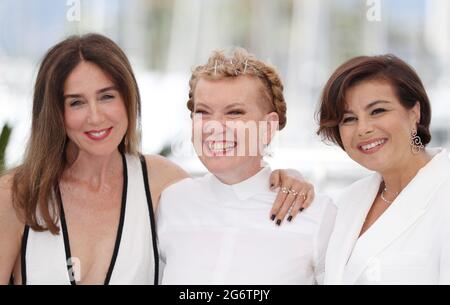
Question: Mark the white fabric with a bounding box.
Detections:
[25,154,156,285]
[324,148,450,285]
[157,166,336,285]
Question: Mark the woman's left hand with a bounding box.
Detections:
[268,169,315,225]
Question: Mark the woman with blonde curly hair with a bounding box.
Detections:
[157,48,336,285]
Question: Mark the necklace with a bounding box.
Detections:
[380,182,399,204]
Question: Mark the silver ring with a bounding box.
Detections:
[288,189,299,196]
[281,187,289,194]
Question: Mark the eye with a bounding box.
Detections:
[341,116,356,124]
[101,94,115,101]
[228,110,244,115]
[69,100,83,107]
[371,108,386,115]
[194,109,208,114]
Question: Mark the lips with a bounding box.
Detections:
[357,138,387,154]
[84,127,113,141]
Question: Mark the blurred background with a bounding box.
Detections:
[0,0,449,197]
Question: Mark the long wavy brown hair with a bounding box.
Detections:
[11,33,141,234]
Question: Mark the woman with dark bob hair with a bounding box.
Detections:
[0,33,311,285]
[317,54,450,284]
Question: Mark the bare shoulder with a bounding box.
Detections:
[144,154,190,183]
[0,172,15,214]
[0,171,22,227]
[0,172,23,284]
[143,155,190,210]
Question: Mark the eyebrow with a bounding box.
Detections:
[64,85,118,99]
[224,103,246,109]
[194,102,212,110]
[195,102,246,109]
[344,100,391,114]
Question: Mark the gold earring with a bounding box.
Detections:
[410,128,424,154]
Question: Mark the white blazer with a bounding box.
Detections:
[325,148,450,285]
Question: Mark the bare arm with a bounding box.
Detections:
[0,174,22,285]
[143,155,189,212]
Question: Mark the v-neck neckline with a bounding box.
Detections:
[57,152,128,285]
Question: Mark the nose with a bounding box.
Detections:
[356,117,374,137]
[202,113,227,130]
[87,102,105,125]
[210,113,227,125]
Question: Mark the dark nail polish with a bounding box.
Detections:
[299,207,304,212]
[276,219,281,226]
[271,214,276,221]
[287,216,293,222]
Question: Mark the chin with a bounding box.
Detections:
[80,145,120,157]
[200,156,239,175]
[354,155,388,172]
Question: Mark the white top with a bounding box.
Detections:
[325,148,450,285]
[157,166,336,285]
[22,154,159,285]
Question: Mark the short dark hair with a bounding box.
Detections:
[316,54,431,149]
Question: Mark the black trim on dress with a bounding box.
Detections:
[58,151,128,285]
[20,225,29,285]
[139,154,159,285]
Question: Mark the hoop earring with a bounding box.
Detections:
[410,129,424,154]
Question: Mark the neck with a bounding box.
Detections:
[63,148,123,192]
[214,158,265,185]
[381,150,432,195]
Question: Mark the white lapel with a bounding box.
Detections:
[343,149,450,284]
[325,173,381,284]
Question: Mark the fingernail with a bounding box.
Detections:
[276,219,281,226]
[287,216,293,222]
[299,207,304,212]
[270,214,276,221]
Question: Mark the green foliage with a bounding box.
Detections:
[158,143,172,157]
[0,123,12,174]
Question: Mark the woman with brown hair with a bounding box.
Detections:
[0,34,311,285]
[317,54,450,284]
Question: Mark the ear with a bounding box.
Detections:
[262,112,279,145]
[410,101,421,128]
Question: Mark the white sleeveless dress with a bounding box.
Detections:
[20,153,159,285]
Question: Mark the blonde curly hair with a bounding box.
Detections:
[187,47,287,130]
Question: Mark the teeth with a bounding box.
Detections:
[89,130,107,137]
[208,142,236,151]
[361,139,386,151]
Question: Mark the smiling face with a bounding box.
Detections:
[63,61,128,157]
[338,80,420,173]
[191,76,278,183]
